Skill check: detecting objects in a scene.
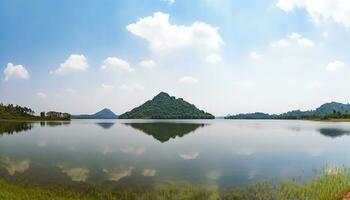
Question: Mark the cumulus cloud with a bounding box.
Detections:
[140,59,157,69]
[178,76,199,84]
[101,57,134,72]
[276,0,350,28]
[126,12,224,52]
[161,0,175,5]
[270,33,314,48]
[205,53,222,64]
[119,84,145,92]
[57,165,89,182]
[250,51,262,60]
[103,167,134,182]
[36,92,48,99]
[4,63,29,81]
[51,54,88,75]
[326,60,346,72]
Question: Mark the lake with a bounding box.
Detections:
[0,119,349,192]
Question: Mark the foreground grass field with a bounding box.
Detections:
[0,167,349,200]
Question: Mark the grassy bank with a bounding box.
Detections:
[0,167,349,200]
[310,118,350,122]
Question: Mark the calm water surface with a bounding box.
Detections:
[0,119,349,190]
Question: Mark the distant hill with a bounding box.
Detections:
[314,102,350,115]
[118,92,214,119]
[226,112,274,119]
[226,102,350,119]
[72,108,118,119]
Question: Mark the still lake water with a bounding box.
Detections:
[0,119,349,190]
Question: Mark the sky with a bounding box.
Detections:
[1,0,350,116]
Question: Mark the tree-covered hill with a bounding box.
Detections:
[119,92,214,119]
[0,103,35,120]
[0,103,70,121]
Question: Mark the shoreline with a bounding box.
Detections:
[0,118,71,122]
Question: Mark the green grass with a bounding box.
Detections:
[0,166,349,200]
[311,118,350,122]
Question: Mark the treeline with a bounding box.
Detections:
[225,110,350,120]
[226,102,350,120]
[0,103,70,121]
[0,103,35,119]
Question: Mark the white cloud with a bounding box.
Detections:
[326,60,346,72]
[4,63,29,81]
[101,84,114,92]
[103,167,134,182]
[51,54,88,75]
[270,39,289,48]
[2,157,31,176]
[276,0,350,28]
[101,57,134,72]
[126,12,224,52]
[139,59,157,69]
[179,152,199,160]
[250,51,262,60]
[270,33,314,48]
[178,76,199,84]
[58,165,89,182]
[119,84,145,91]
[36,92,47,99]
[142,169,157,177]
[205,53,222,64]
[161,0,175,5]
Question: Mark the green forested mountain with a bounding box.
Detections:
[119,92,214,119]
[226,101,350,120]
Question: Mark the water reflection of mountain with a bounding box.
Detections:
[0,122,34,135]
[95,122,115,129]
[318,128,350,138]
[124,123,206,143]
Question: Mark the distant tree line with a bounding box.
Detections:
[226,102,350,120]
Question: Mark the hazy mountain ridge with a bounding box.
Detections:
[226,102,350,119]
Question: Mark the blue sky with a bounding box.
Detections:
[1,0,350,116]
